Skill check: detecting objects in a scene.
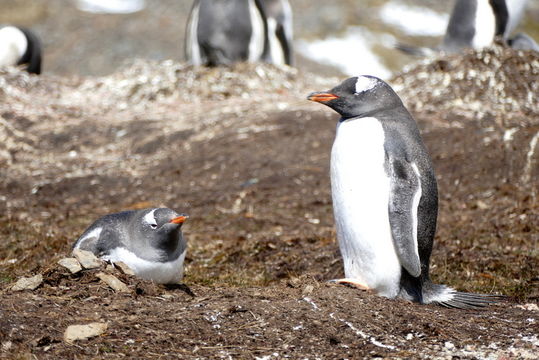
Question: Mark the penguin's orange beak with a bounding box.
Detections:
[170,215,189,224]
[307,92,339,103]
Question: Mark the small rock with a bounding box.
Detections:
[444,341,455,350]
[73,249,103,269]
[302,284,314,295]
[96,272,130,293]
[287,278,301,288]
[11,274,43,291]
[517,303,539,312]
[2,341,12,351]
[57,258,82,274]
[64,322,108,343]
[114,261,135,276]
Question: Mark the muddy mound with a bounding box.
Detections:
[1,46,538,358]
[392,44,539,128]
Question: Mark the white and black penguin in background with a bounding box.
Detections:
[260,0,294,65]
[508,32,539,52]
[308,76,502,308]
[73,208,188,284]
[0,25,42,74]
[398,0,534,55]
[185,0,270,66]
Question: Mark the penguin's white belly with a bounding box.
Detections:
[267,18,286,65]
[331,117,401,298]
[472,0,496,48]
[0,27,27,67]
[103,248,186,284]
[247,0,266,62]
[186,2,202,65]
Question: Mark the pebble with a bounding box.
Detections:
[114,261,135,276]
[11,274,43,291]
[517,303,539,312]
[64,322,108,343]
[96,272,130,293]
[57,257,82,274]
[73,249,103,269]
[302,285,314,295]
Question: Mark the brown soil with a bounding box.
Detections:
[1,47,538,358]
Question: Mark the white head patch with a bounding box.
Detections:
[354,76,378,94]
[143,209,157,226]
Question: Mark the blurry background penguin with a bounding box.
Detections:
[185,0,293,66]
[0,25,42,74]
[397,0,537,55]
[261,0,294,65]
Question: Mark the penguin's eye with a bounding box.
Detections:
[150,223,158,229]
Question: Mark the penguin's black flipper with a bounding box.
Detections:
[395,42,432,57]
[275,22,293,65]
[74,221,122,257]
[387,157,422,278]
[17,27,42,75]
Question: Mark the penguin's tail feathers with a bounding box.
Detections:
[422,283,505,309]
[395,42,434,57]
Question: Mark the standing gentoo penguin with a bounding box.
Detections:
[441,0,509,53]
[261,0,294,65]
[0,26,42,74]
[308,76,501,308]
[73,208,188,284]
[185,0,270,66]
[397,0,528,55]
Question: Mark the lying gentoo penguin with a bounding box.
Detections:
[261,0,294,65]
[73,208,188,284]
[308,76,501,308]
[397,0,527,56]
[185,0,270,66]
[0,26,42,74]
[508,32,539,52]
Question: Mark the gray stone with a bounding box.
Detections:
[73,249,103,269]
[114,261,135,276]
[11,274,43,291]
[96,272,130,293]
[64,322,108,343]
[57,257,82,274]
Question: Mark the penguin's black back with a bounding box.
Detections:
[195,0,269,65]
[376,106,439,281]
[74,210,135,255]
[443,0,478,52]
[16,27,42,75]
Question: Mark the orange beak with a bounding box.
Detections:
[307,92,339,103]
[169,215,189,224]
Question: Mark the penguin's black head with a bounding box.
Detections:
[307,75,402,119]
[138,208,188,253]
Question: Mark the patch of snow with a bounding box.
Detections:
[297,27,393,79]
[379,2,448,36]
[75,0,145,14]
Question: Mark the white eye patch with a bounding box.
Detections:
[354,76,377,94]
[143,209,158,227]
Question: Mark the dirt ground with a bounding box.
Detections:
[1,46,538,358]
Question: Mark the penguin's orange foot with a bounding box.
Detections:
[329,278,370,290]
